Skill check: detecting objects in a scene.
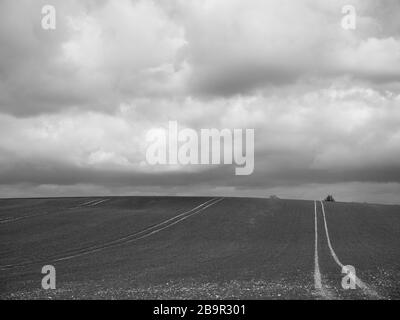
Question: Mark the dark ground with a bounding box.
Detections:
[0,196,399,299]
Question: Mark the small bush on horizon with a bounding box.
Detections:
[325,195,336,202]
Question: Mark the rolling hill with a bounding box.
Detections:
[0,196,399,299]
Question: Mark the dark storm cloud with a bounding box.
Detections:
[1,151,400,190]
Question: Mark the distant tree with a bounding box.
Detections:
[270,195,279,200]
[325,195,335,202]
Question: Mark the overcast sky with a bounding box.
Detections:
[0,0,400,204]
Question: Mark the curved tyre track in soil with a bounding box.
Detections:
[317,201,381,299]
[0,198,223,271]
